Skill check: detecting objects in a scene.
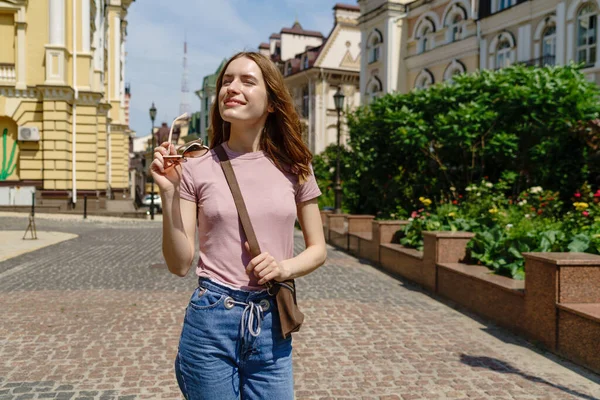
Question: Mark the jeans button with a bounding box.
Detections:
[224,297,235,309]
[259,299,270,312]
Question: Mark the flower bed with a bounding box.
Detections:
[394,178,600,279]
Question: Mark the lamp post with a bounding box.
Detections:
[149,102,157,220]
[333,86,345,215]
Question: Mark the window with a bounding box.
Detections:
[577,4,597,67]
[286,62,292,75]
[302,86,309,118]
[444,60,466,82]
[367,76,382,103]
[416,19,435,54]
[449,14,463,42]
[368,30,382,63]
[415,69,434,89]
[204,97,209,112]
[303,56,309,69]
[204,115,209,129]
[542,25,556,65]
[496,38,513,69]
[498,0,510,11]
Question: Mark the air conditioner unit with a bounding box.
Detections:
[18,126,40,141]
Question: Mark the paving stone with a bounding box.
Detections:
[0,215,599,399]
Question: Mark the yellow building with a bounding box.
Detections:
[0,0,134,210]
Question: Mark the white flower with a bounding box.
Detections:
[408,217,414,222]
[525,214,530,219]
[465,186,472,192]
[450,186,456,192]
[329,167,335,173]
[506,224,513,229]
[529,186,543,194]
[476,192,481,197]
[485,182,493,188]
[518,200,527,206]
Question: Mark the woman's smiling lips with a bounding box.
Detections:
[224,98,246,107]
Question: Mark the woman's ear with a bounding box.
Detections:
[267,103,275,113]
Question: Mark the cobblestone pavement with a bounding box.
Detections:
[1,215,599,400]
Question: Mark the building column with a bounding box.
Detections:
[15,7,26,90]
[480,38,488,70]
[518,24,532,62]
[556,2,566,65]
[385,15,395,92]
[45,0,66,84]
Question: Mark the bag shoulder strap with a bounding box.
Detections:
[214,144,262,258]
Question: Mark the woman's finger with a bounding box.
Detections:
[150,158,165,174]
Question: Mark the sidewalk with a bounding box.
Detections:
[0,214,599,399]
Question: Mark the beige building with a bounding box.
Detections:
[359,0,600,99]
[259,4,362,155]
[0,0,134,209]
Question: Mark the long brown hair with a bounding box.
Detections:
[209,51,313,183]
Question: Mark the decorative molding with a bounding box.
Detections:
[443,59,466,81]
[414,68,434,89]
[412,12,441,40]
[567,0,600,21]
[39,86,74,101]
[76,91,103,106]
[340,50,360,69]
[0,87,38,98]
[441,0,471,23]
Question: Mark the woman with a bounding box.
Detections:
[150,51,327,399]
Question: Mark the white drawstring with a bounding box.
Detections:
[228,299,264,338]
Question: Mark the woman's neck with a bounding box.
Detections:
[227,123,264,153]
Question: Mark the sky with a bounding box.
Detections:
[126,0,358,137]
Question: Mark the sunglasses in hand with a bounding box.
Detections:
[162,113,210,168]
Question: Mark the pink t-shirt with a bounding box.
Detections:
[179,141,321,290]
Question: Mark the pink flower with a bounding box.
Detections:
[583,211,590,217]
[575,192,581,198]
[411,211,418,218]
[594,190,600,198]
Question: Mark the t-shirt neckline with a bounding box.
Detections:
[222,141,266,160]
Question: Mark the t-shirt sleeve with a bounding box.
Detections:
[179,162,197,203]
[295,164,322,204]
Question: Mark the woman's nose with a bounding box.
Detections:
[226,80,241,93]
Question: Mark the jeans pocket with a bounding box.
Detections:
[189,287,226,310]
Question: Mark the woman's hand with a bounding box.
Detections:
[150,142,182,193]
[245,242,290,285]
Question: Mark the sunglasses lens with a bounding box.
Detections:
[182,147,208,158]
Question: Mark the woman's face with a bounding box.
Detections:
[219,57,272,125]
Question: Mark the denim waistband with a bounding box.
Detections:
[198,277,269,304]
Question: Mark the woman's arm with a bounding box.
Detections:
[246,198,327,284]
[161,191,197,277]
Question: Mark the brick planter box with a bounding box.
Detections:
[322,215,600,374]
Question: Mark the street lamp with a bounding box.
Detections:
[149,102,157,220]
[333,86,345,214]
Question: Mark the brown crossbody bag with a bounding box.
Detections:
[214,144,304,339]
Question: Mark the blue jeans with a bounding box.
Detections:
[175,278,294,400]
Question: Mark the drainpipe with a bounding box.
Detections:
[72,0,78,206]
[320,67,326,155]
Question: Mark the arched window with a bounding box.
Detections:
[577,4,597,67]
[496,37,514,69]
[414,69,434,89]
[416,19,435,53]
[368,30,383,63]
[542,25,557,65]
[367,76,383,102]
[445,5,467,43]
[443,60,466,82]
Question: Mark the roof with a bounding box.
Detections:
[258,42,270,49]
[334,3,360,11]
[280,21,324,38]
[269,33,281,39]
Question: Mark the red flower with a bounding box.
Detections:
[452,200,458,205]
[541,203,546,207]
[418,208,424,213]
[531,207,536,211]
[411,211,418,218]
[583,211,590,217]
[594,190,600,198]
[459,195,463,199]
[537,209,543,215]
[575,192,581,198]
[523,193,528,197]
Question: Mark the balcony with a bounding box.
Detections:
[0,63,16,84]
[521,55,556,68]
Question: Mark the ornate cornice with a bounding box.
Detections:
[77,91,104,106]
[38,86,74,101]
[0,86,39,99]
